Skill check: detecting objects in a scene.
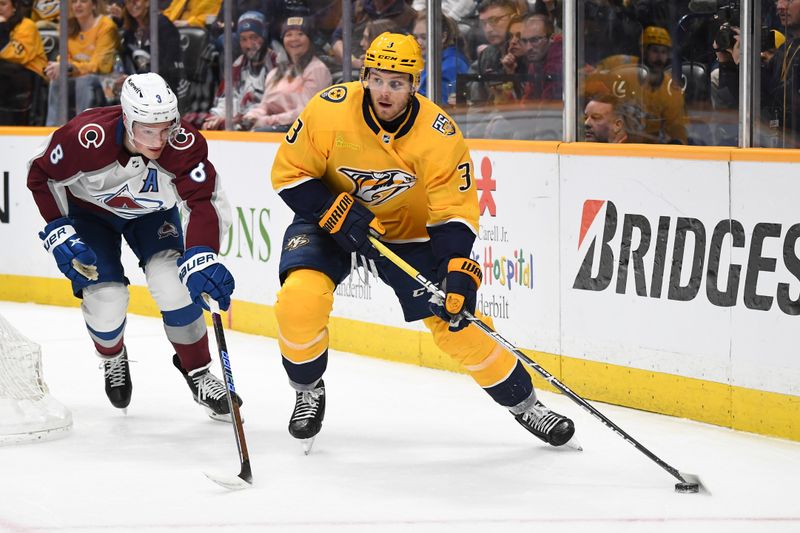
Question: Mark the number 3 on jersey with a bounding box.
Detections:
[457,162,472,192]
[285,118,304,144]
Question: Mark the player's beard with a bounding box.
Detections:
[370,92,411,123]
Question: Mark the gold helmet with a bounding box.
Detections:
[361,32,425,90]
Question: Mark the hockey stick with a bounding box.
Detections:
[368,236,707,494]
[203,297,253,490]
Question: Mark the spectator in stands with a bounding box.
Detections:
[584,93,635,142]
[588,26,686,144]
[242,16,331,131]
[198,11,275,130]
[475,0,518,75]
[411,0,477,36]
[44,0,120,125]
[356,18,400,70]
[162,0,221,28]
[488,14,527,102]
[330,0,416,68]
[0,0,48,124]
[636,25,686,143]
[531,0,560,33]
[114,0,188,108]
[500,15,526,75]
[521,11,561,101]
[714,0,800,147]
[413,10,469,105]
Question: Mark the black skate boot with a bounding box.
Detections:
[289,379,325,454]
[100,347,132,411]
[514,401,576,447]
[173,354,242,422]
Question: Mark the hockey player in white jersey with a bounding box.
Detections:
[27,73,242,420]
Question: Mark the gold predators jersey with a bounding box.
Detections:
[0,18,48,78]
[272,81,478,243]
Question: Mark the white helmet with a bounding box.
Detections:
[120,73,180,142]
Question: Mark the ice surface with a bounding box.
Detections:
[0,301,798,533]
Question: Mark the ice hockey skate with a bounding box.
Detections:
[289,379,325,455]
[100,347,132,412]
[173,354,242,422]
[514,401,581,450]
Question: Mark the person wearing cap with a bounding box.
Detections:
[269,32,577,454]
[114,0,187,110]
[588,26,686,144]
[200,11,276,130]
[636,26,687,144]
[241,16,331,131]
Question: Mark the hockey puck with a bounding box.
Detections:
[674,482,699,493]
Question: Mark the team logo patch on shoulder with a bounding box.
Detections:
[432,113,456,136]
[168,128,195,151]
[78,123,105,148]
[338,167,416,206]
[285,234,310,251]
[320,85,347,103]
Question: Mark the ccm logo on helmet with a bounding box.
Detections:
[78,123,105,148]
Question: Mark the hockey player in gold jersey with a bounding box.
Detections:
[271,32,576,453]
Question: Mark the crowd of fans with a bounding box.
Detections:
[0,0,798,146]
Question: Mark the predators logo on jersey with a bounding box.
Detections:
[338,167,416,206]
[321,85,348,103]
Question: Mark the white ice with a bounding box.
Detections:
[0,301,798,533]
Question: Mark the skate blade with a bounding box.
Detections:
[563,436,583,451]
[203,471,252,491]
[204,408,243,424]
[301,437,316,455]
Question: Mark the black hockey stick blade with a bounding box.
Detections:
[204,460,253,491]
[674,471,710,495]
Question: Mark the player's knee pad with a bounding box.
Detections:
[275,269,334,363]
[423,313,518,389]
[145,249,192,311]
[81,282,129,349]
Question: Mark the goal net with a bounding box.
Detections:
[0,313,72,444]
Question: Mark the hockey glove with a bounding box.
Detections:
[39,217,99,283]
[318,192,385,259]
[177,246,235,311]
[430,258,482,332]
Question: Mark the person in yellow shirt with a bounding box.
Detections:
[44,0,120,125]
[0,0,48,124]
[161,0,221,28]
[271,32,577,454]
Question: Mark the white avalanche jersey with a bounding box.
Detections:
[27,105,231,251]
